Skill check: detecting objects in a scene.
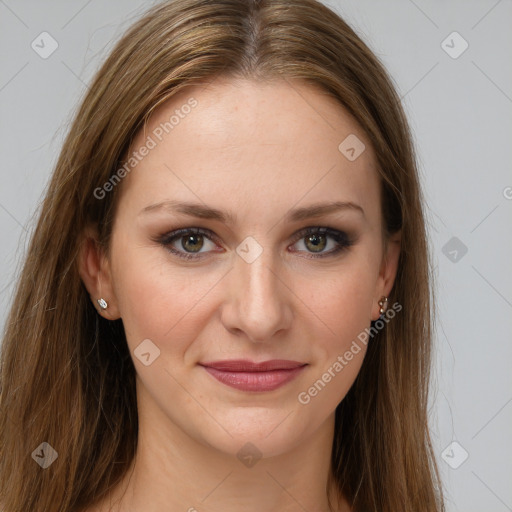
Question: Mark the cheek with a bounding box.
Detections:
[307,261,377,335]
[111,245,221,354]
[300,260,376,390]
[298,286,371,408]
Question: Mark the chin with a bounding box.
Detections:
[205,429,303,461]
[192,407,313,459]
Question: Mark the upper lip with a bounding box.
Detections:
[199,360,307,372]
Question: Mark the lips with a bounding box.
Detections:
[199,359,307,392]
[201,359,306,372]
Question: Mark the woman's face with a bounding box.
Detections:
[98,77,400,457]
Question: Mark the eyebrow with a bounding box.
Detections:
[139,199,365,223]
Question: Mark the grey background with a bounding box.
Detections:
[1,0,511,510]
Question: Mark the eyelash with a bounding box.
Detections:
[156,226,354,261]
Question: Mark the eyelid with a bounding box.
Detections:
[158,226,221,246]
[290,226,350,243]
[155,227,221,261]
[287,226,353,258]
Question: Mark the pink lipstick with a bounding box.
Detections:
[199,359,307,392]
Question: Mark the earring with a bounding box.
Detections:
[378,296,388,315]
[97,298,108,310]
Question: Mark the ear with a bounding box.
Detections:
[78,226,121,320]
[371,230,401,321]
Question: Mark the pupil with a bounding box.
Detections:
[183,234,203,252]
[306,234,326,252]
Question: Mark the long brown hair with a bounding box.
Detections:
[0,0,444,510]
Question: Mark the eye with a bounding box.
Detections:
[157,227,221,260]
[156,226,353,261]
[289,227,353,258]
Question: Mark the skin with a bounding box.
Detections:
[79,76,401,512]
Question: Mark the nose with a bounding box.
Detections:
[220,245,293,343]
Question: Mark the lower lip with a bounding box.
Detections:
[202,365,306,392]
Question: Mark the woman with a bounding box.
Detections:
[0,0,445,511]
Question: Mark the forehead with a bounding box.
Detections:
[119,77,381,225]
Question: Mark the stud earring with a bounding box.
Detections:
[378,296,388,315]
[97,298,108,310]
